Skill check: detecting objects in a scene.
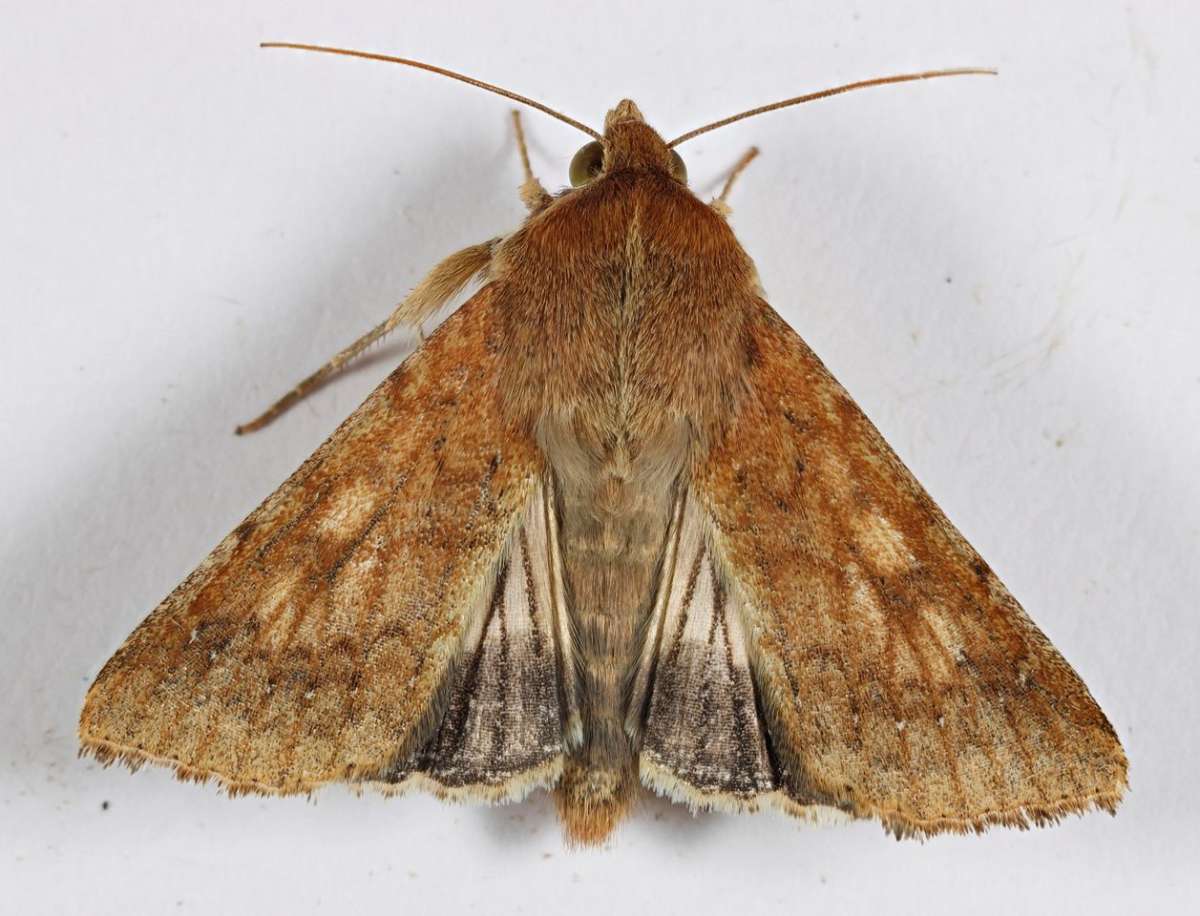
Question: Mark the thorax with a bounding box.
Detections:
[491,169,761,465]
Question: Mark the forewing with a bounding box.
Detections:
[694,302,1127,836]
[80,286,542,795]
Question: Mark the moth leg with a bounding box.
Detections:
[512,110,552,212]
[235,239,495,434]
[711,146,760,217]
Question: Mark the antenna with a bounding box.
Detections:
[668,68,997,147]
[260,42,602,140]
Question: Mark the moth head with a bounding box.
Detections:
[569,99,687,188]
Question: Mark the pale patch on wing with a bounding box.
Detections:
[919,604,965,681]
[315,478,378,536]
[846,562,887,655]
[251,568,306,653]
[850,512,915,575]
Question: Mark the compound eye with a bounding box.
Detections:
[669,149,687,184]
[569,141,605,186]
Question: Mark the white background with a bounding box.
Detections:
[3,2,1198,913]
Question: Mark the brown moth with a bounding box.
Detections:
[79,43,1128,845]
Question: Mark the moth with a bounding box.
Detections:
[80,43,1127,845]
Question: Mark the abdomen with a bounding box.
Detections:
[541,412,688,842]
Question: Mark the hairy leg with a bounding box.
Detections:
[236,240,494,434]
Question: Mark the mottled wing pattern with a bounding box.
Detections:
[80,287,543,795]
[372,479,573,800]
[693,302,1128,837]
